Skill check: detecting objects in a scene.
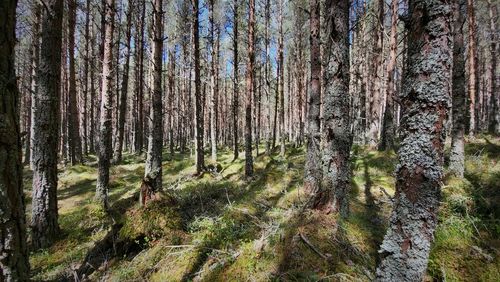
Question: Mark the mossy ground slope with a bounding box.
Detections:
[27,137,500,281]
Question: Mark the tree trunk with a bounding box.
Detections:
[487,0,499,134]
[0,0,31,278]
[96,0,115,209]
[233,0,239,161]
[375,0,452,280]
[31,0,63,250]
[304,0,322,195]
[379,0,398,151]
[278,1,285,157]
[467,0,478,136]
[114,2,134,163]
[311,0,351,216]
[193,0,205,174]
[450,0,467,177]
[144,0,164,198]
[68,0,83,165]
[245,0,255,177]
[209,0,218,163]
[27,4,41,166]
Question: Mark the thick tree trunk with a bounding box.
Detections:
[245,0,255,177]
[27,4,41,166]
[31,0,63,250]
[193,0,205,174]
[304,0,322,195]
[232,1,239,161]
[311,0,351,216]
[113,2,134,163]
[68,0,83,165]
[144,0,164,197]
[379,0,398,151]
[375,0,452,280]
[450,0,467,177]
[96,0,115,209]
[0,0,31,278]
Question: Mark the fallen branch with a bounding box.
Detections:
[298,232,329,260]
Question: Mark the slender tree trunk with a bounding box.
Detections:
[450,0,467,177]
[96,0,115,209]
[68,0,83,165]
[82,0,91,156]
[379,0,398,151]
[193,0,205,174]
[304,0,322,195]
[265,0,271,155]
[467,0,478,136]
[311,0,351,216]
[245,0,255,177]
[31,0,63,250]
[0,0,31,278]
[278,1,285,157]
[233,1,239,161]
[27,4,41,166]
[209,0,217,162]
[113,2,133,163]
[144,0,164,198]
[375,0,452,279]
[487,0,499,134]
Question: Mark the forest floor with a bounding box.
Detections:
[25,137,500,281]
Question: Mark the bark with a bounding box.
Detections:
[304,0,322,195]
[82,0,91,156]
[379,0,398,151]
[233,0,239,160]
[450,0,467,177]
[145,0,164,194]
[68,0,83,165]
[209,0,218,162]
[113,1,134,163]
[0,0,31,278]
[311,0,351,216]
[487,0,499,134]
[375,0,452,280]
[467,0,478,136]
[96,0,115,209]
[27,4,42,166]
[278,1,285,157]
[245,0,255,177]
[193,0,205,174]
[265,0,271,155]
[31,0,63,250]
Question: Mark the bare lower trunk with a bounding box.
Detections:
[375,0,452,280]
[245,0,255,177]
[193,0,204,174]
[96,0,115,209]
[145,0,163,194]
[304,0,322,195]
[31,0,63,250]
[311,0,351,216]
[0,0,31,278]
[450,0,467,177]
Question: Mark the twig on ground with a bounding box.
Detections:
[298,232,329,260]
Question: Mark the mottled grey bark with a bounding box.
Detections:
[96,0,115,209]
[375,0,452,280]
[0,0,31,279]
[311,0,351,216]
[304,0,322,195]
[113,2,133,164]
[467,0,478,136]
[450,0,467,177]
[379,0,398,151]
[145,0,163,193]
[31,0,63,250]
[27,4,41,167]
[278,0,285,157]
[68,0,83,165]
[245,0,255,177]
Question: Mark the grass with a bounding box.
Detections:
[26,138,500,281]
